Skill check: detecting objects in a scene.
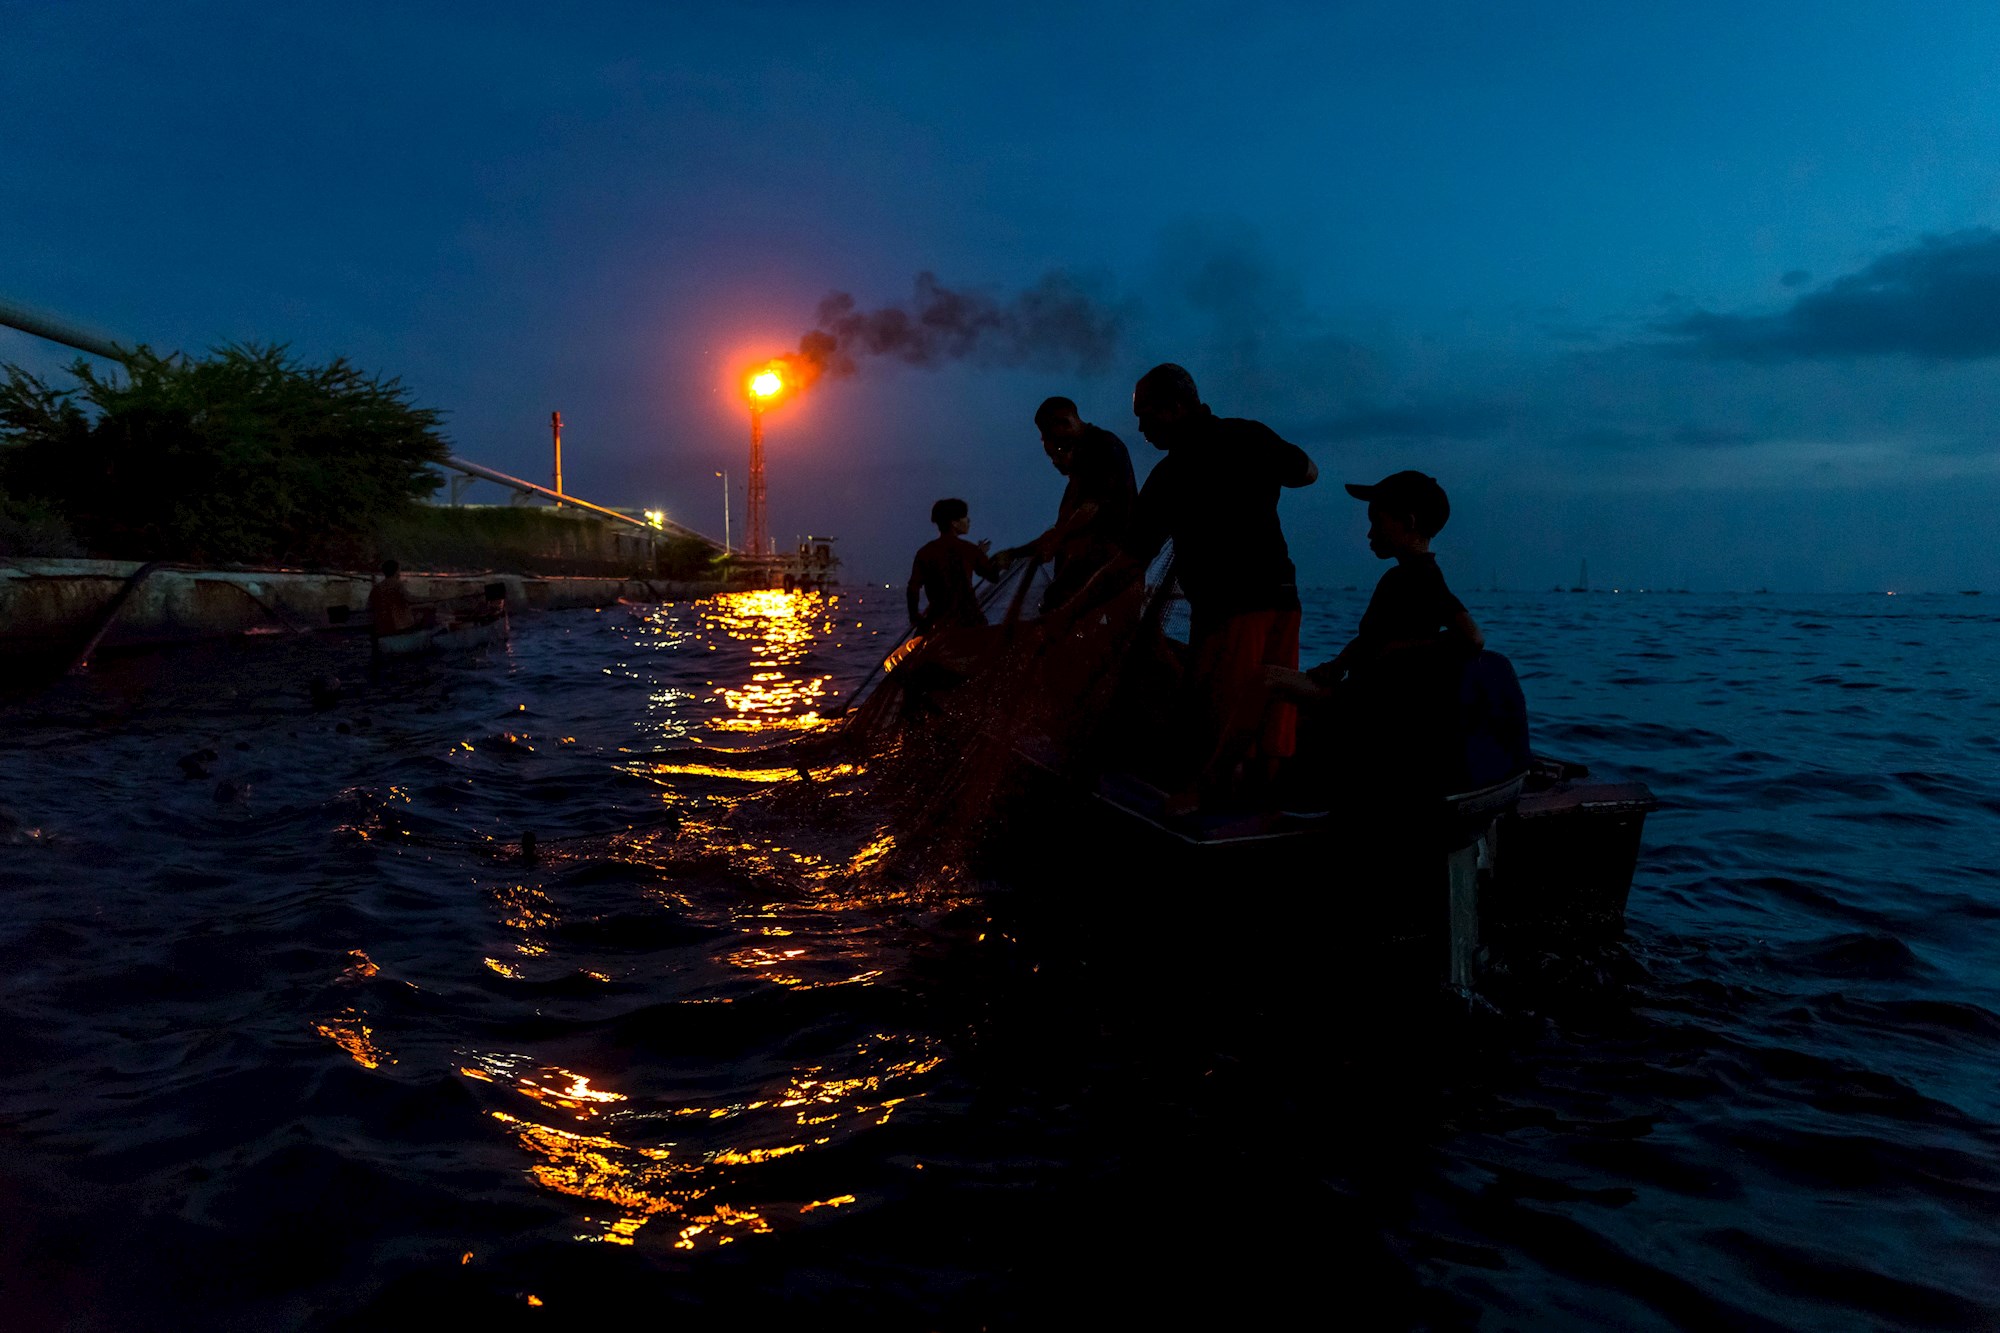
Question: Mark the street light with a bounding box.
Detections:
[714,470,731,552]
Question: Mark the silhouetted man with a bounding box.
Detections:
[1002,396,1136,611]
[367,559,433,637]
[1120,363,1318,812]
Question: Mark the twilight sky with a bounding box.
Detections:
[7,0,2000,590]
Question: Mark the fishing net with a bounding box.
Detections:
[821,544,1186,862]
[656,546,1186,893]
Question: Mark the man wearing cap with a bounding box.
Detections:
[1000,396,1136,611]
[1105,362,1318,813]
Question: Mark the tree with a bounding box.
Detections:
[0,343,448,565]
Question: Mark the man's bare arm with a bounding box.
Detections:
[1043,551,1145,630]
[1039,500,1099,557]
[1003,500,1105,568]
[1266,664,1331,702]
[1272,433,1317,488]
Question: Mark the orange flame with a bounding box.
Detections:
[747,364,785,403]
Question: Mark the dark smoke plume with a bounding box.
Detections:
[774,271,1123,390]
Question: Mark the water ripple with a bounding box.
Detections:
[1,589,1998,1326]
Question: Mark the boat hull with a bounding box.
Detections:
[373,608,509,659]
[990,749,1655,991]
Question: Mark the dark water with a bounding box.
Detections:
[3,588,1998,1329]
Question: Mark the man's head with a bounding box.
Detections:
[930,497,970,535]
[1034,396,1084,473]
[381,558,400,578]
[1344,471,1450,559]
[1132,363,1201,450]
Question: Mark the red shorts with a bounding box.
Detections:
[1190,607,1301,763]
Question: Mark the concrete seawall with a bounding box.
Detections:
[0,558,732,656]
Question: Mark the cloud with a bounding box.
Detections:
[1301,397,1511,445]
[1534,420,1762,454]
[1667,422,1756,448]
[1656,229,2000,362]
[1145,219,1385,410]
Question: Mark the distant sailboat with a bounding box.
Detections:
[1570,559,1589,593]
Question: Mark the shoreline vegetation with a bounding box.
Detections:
[0,343,715,580]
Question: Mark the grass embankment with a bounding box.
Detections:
[0,344,719,580]
[377,506,720,579]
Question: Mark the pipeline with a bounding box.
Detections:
[0,297,128,362]
[439,456,730,554]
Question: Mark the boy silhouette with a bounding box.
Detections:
[1271,470,1486,799]
[907,498,998,632]
[1319,470,1482,683]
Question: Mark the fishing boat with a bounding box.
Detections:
[1006,735,1655,989]
[869,622,1657,990]
[372,603,510,659]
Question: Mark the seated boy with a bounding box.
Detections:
[1270,470,1483,797]
[1320,470,1481,684]
[907,497,998,633]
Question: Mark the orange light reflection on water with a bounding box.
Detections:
[459,589,953,1251]
[517,1070,627,1117]
[315,1013,391,1069]
[493,882,556,956]
[643,761,856,785]
[691,590,843,735]
[800,1194,856,1212]
[464,1034,941,1250]
[706,715,825,734]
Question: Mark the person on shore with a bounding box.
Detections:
[367,559,434,638]
[1060,363,1318,814]
[907,499,998,633]
[999,396,1136,611]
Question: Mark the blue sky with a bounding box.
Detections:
[7,0,2000,588]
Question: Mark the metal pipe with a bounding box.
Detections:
[550,410,563,500]
[440,456,731,552]
[0,297,129,362]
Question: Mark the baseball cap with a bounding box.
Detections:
[1344,470,1450,536]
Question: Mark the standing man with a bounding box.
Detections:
[1002,396,1137,611]
[1119,363,1318,812]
